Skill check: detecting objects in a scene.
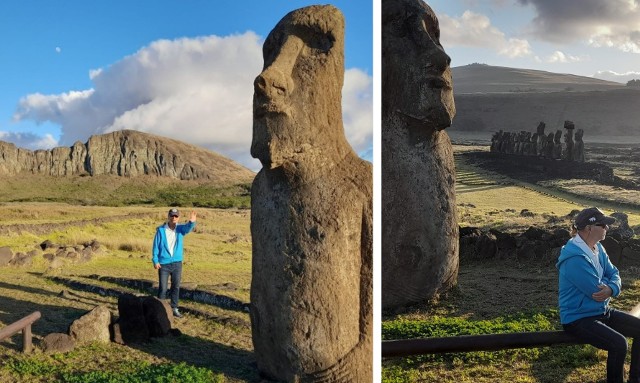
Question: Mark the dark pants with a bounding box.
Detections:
[157,261,182,309]
[563,308,640,383]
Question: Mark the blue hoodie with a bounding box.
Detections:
[152,221,196,265]
[557,236,621,324]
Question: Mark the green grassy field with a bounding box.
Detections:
[0,204,255,382]
[382,146,640,383]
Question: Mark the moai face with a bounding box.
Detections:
[382,0,454,131]
[251,6,345,169]
[575,129,583,140]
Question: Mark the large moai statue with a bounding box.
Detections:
[536,122,546,156]
[553,129,563,159]
[544,132,554,158]
[530,132,538,156]
[491,130,502,152]
[382,0,458,309]
[573,128,585,162]
[563,120,575,161]
[250,6,372,382]
[523,132,532,155]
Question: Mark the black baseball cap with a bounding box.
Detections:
[168,208,180,217]
[574,207,615,229]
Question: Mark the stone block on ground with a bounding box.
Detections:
[142,296,173,337]
[117,293,150,344]
[68,305,112,344]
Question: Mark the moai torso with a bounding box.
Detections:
[573,129,585,162]
[382,0,458,309]
[249,5,372,382]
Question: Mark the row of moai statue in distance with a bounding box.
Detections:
[490,120,585,162]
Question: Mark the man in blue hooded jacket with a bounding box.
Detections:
[152,208,197,318]
[558,207,640,383]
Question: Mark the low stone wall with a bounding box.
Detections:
[460,224,640,267]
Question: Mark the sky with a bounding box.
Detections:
[0,1,372,171]
[429,0,640,84]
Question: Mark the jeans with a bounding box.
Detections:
[157,261,182,309]
[563,308,640,383]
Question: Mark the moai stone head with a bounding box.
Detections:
[251,5,350,170]
[382,0,455,132]
[536,122,546,135]
[575,128,584,141]
[554,129,562,144]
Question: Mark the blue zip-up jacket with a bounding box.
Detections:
[557,237,621,324]
[152,221,196,265]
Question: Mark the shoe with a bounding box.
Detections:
[172,308,183,318]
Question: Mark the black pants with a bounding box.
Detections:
[564,308,640,383]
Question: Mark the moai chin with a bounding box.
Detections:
[382,0,459,309]
[250,5,372,382]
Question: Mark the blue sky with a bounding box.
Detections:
[0,1,373,170]
[430,0,640,83]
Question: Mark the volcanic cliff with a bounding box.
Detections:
[0,130,255,184]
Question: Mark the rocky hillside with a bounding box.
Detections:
[0,130,255,184]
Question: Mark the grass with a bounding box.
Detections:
[0,204,255,382]
[0,175,251,208]
[382,145,640,383]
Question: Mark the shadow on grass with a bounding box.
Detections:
[530,345,600,383]
[0,294,87,351]
[126,334,259,382]
[10,273,261,381]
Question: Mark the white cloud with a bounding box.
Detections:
[0,131,58,150]
[593,70,640,84]
[55,47,61,53]
[545,50,586,63]
[13,32,373,172]
[440,11,532,58]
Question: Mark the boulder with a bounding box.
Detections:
[40,240,57,250]
[142,296,173,337]
[42,333,75,354]
[116,294,150,343]
[601,237,623,266]
[68,305,112,344]
[0,247,13,266]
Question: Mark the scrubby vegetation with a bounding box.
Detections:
[0,175,251,208]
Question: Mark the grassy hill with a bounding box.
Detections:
[452,63,624,94]
[449,64,640,136]
[0,174,251,208]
